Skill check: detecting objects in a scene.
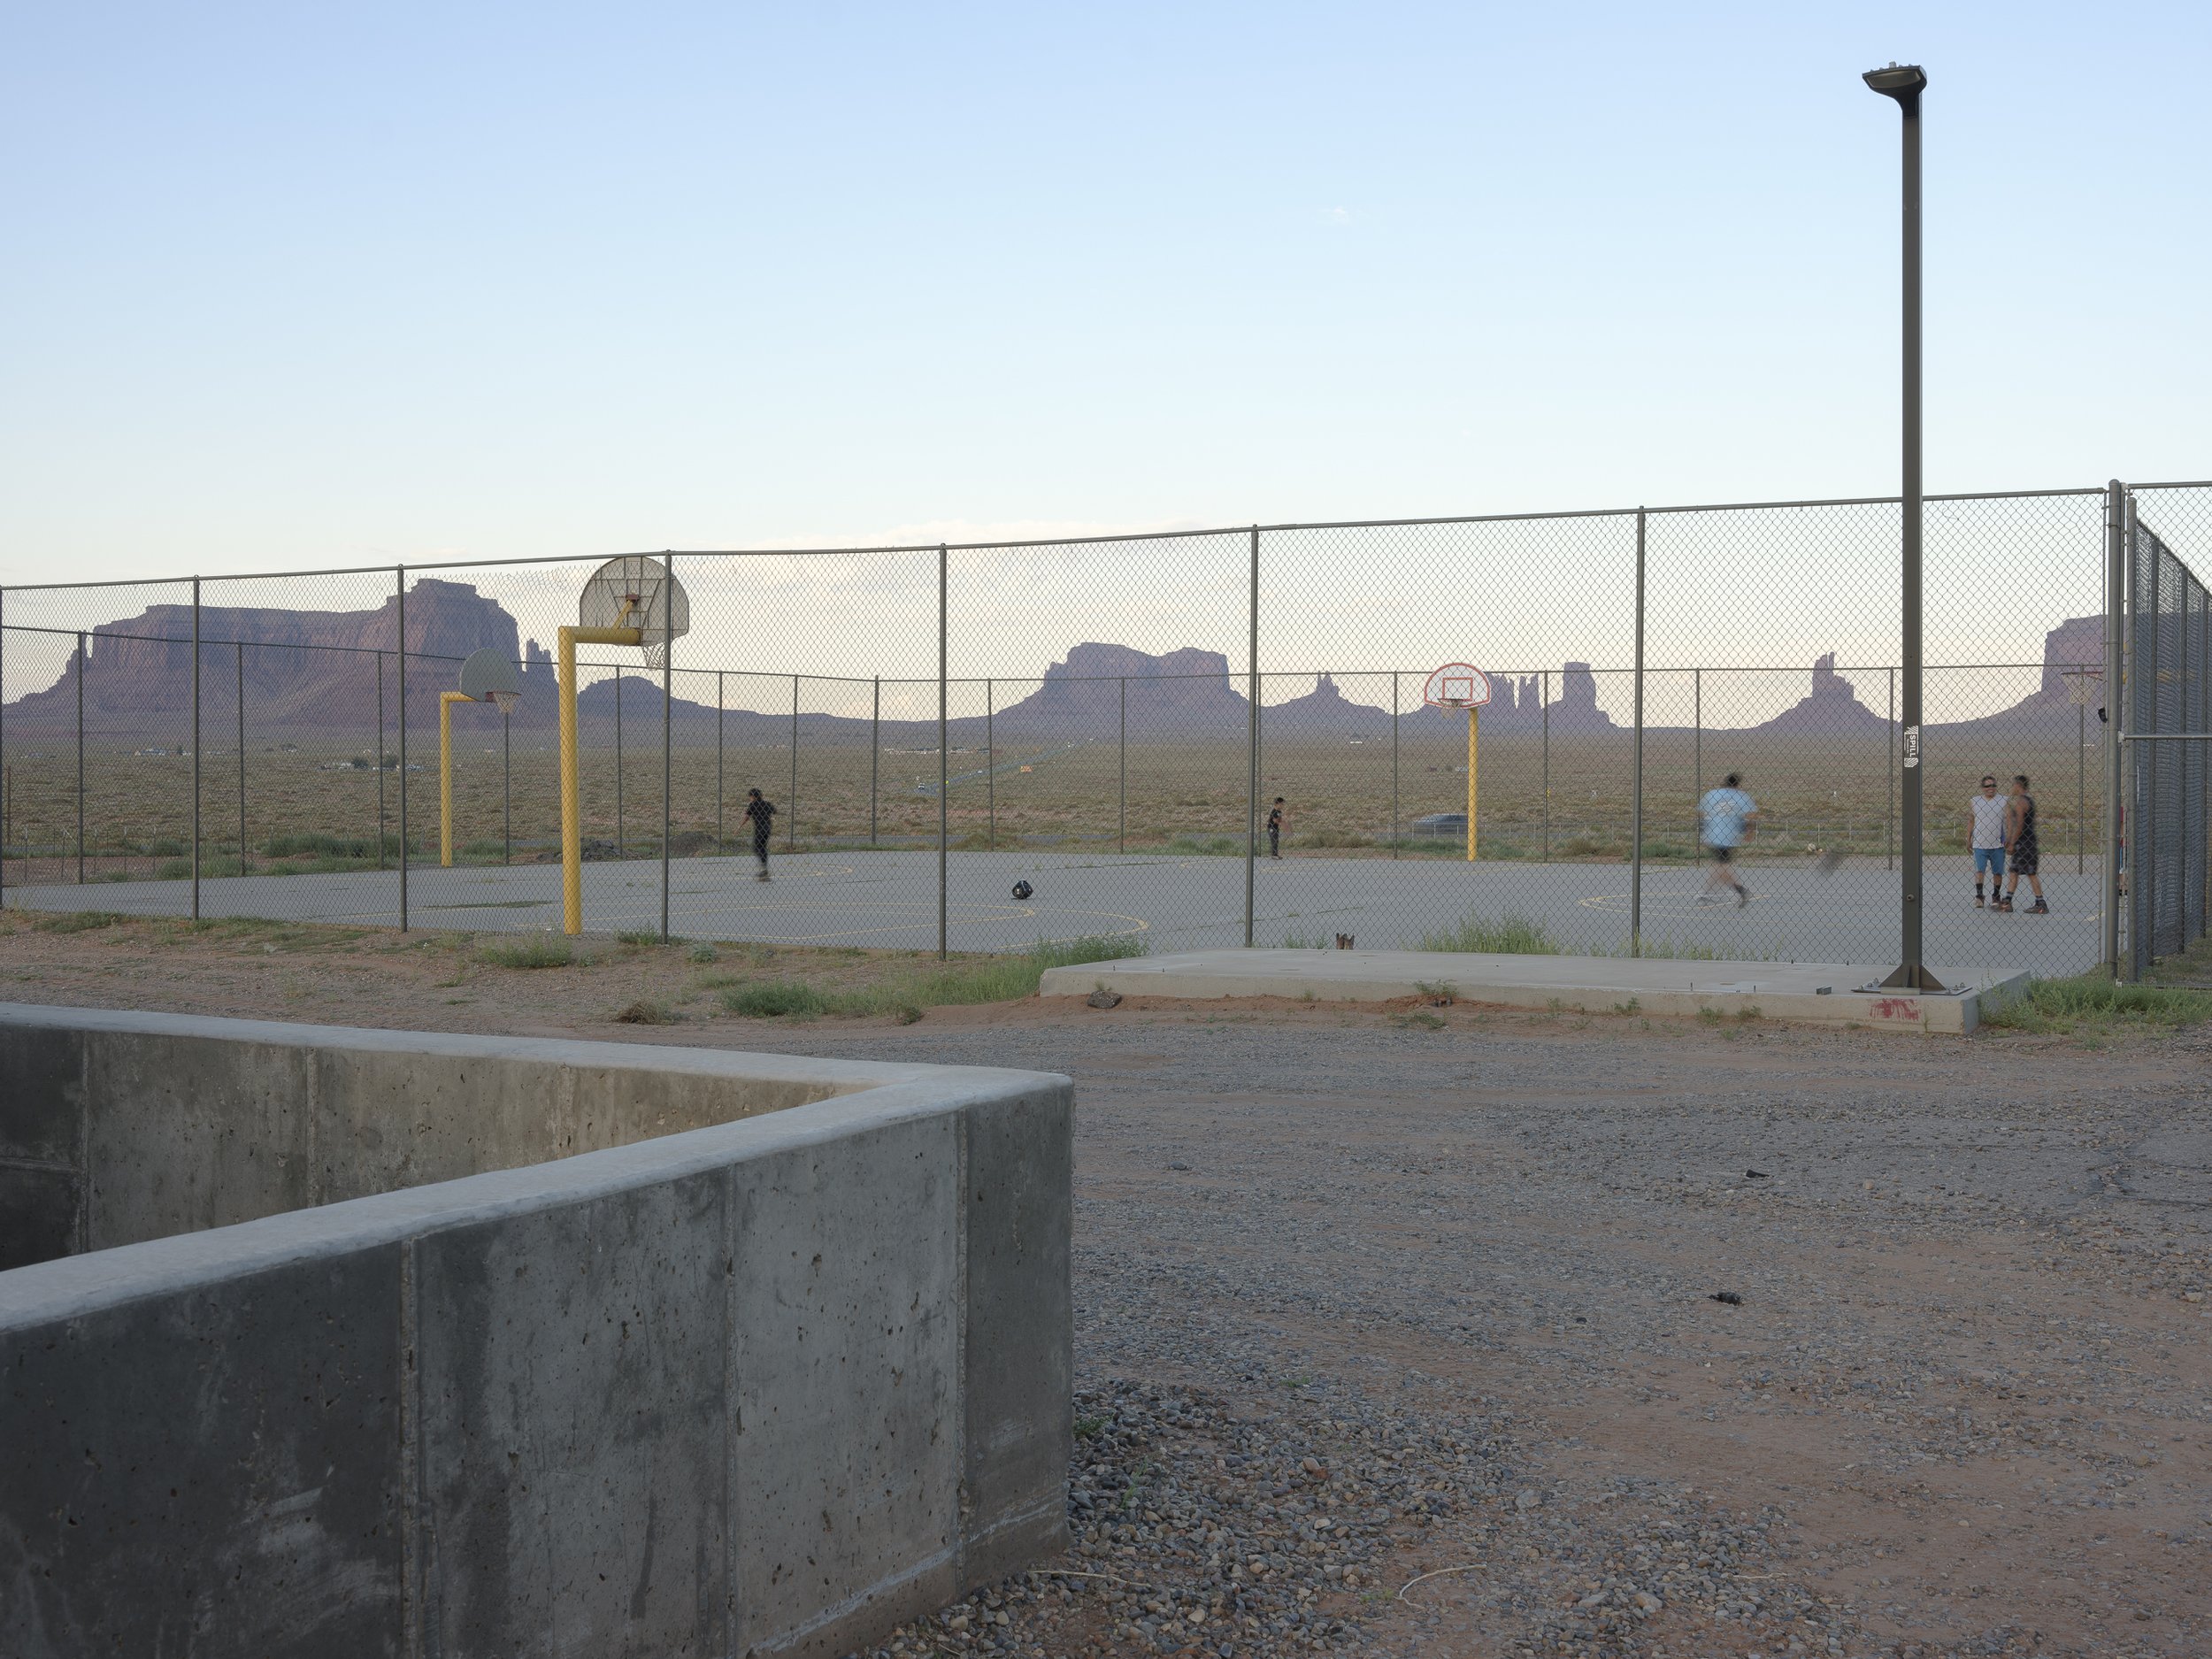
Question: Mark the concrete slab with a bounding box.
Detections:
[1040,948,2032,1034]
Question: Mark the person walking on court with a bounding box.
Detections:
[1966,774,2008,909]
[1697,772,1757,907]
[1267,797,1286,860]
[1996,774,2047,913]
[742,787,777,881]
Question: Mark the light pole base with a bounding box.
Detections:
[1878,962,1949,993]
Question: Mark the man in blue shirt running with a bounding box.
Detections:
[1698,772,1758,908]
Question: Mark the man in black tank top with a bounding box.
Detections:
[1997,773,2047,913]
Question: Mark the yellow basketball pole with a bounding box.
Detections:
[559,614,641,934]
[438,690,472,867]
[1465,703,1479,862]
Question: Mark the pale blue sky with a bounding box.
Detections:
[2,0,2206,592]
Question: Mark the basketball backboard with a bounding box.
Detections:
[1421,663,1493,710]
[580,555,691,667]
[457,648,522,710]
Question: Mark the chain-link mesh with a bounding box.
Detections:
[3,486,2181,979]
[2123,486,2212,975]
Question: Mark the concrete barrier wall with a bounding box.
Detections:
[0,1005,1071,1658]
[0,1006,902,1264]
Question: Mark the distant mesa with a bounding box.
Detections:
[0,581,2112,741]
[1747,653,1890,736]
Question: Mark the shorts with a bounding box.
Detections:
[2008,841,2039,877]
[1705,844,1735,864]
[1973,847,2005,878]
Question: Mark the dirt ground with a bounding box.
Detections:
[4,914,2208,1658]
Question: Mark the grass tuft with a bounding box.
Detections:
[476,935,576,970]
[1982,972,2212,1036]
[30,910,127,934]
[613,999,680,1025]
[1419,910,1561,955]
[720,979,833,1018]
[716,934,1149,1020]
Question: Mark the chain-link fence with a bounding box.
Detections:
[4,481,2204,979]
[2125,486,2212,978]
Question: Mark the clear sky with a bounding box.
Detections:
[1,0,2205,603]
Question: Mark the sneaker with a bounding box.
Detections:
[1974,895,1985,909]
[1735,886,1749,909]
[2027,900,2049,914]
[1994,897,2012,912]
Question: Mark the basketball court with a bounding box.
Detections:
[0,845,2106,977]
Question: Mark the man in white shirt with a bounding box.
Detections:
[1965,774,2007,910]
[1697,772,1757,907]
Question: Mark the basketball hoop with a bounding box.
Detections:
[441,650,525,868]
[2058,665,2103,708]
[1421,663,1494,710]
[1422,663,1491,862]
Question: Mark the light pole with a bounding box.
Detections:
[1866,61,1943,993]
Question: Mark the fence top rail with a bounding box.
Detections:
[0,482,2123,595]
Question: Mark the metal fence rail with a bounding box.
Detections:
[4,480,2207,982]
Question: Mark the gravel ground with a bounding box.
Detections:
[4,926,2208,1656]
[810,1010,2212,1659]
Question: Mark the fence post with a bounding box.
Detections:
[0,588,6,907]
[503,705,511,866]
[1886,667,1894,872]
[2101,481,2125,975]
[1245,526,1259,948]
[0,587,6,908]
[236,643,247,872]
[1118,675,1126,855]
[2200,579,2210,943]
[937,543,948,961]
[717,671,726,852]
[2077,695,2085,875]
[871,676,879,846]
[789,673,799,851]
[396,567,407,932]
[192,579,202,920]
[2124,488,2147,979]
[661,550,673,944]
[376,652,387,871]
[614,669,624,860]
[1630,510,1645,956]
[985,677,993,851]
[1391,670,1399,861]
[1541,669,1550,864]
[1694,667,1703,843]
[75,631,86,885]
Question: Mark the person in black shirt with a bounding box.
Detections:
[1996,774,2047,914]
[742,788,776,881]
[1266,797,1286,860]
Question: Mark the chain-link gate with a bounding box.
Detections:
[2124,486,2212,979]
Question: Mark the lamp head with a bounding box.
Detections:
[1863,62,1927,103]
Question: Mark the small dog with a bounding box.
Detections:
[1334,933,1356,950]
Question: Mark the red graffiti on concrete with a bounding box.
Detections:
[1869,997,1921,1020]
